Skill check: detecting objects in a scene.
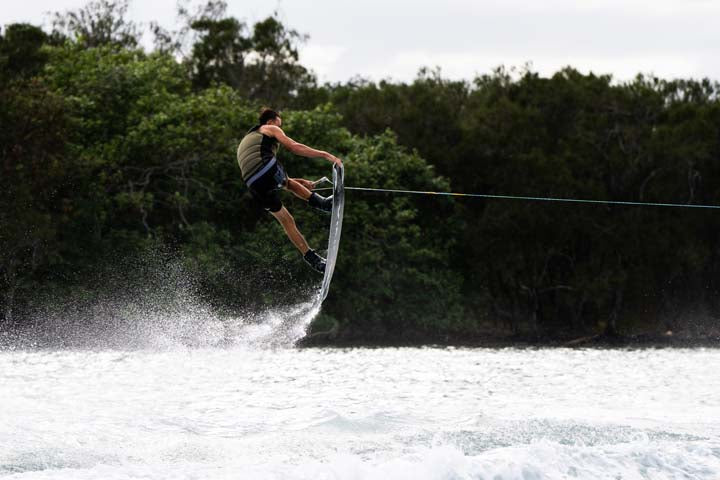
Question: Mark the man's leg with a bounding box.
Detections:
[285,178,333,213]
[270,206,326,273]
[270,206,309,254]
[285,178,312,200]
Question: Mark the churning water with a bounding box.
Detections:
[1,346,719,479]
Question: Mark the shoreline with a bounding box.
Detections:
[297,332,720,349]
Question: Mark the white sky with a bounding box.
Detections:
[3,0,719,84]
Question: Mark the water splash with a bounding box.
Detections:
[225,299,322,349]
[0,256,322,351]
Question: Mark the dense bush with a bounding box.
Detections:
[2,3,720,342]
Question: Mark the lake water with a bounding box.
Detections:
[1,345,719,479]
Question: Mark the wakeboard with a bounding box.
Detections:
[319,164,344,301]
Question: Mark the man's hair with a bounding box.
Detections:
[259,108,280,125]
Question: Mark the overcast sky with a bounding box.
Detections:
[3,0,719,84]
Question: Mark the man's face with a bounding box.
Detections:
[270,117,282,127]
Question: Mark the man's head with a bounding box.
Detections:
[259,108,282,127]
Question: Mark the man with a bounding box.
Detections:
[237,108,342,274]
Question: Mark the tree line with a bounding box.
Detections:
[2,0,719,344]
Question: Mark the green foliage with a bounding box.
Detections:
[188,16,251,91]
[320,131,465,340]
[314,68,468,175]
[314,67,720,338]
[0,24,49,84]
[51,0,140,49]
[2,4,720,342]
[242,16,315,107]
[0,79,68,323]
[155,1,315,107]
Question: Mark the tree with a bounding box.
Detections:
[0,80,68,325]
[187,16,251,91]
[51,0,140,49]
[3,10,720,342]
[184,10,316,106]
[0,24,49,84]
[241,15,315,106]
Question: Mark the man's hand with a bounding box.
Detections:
[326,154,343,167]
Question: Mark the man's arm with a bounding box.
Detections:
[260,125,342,166]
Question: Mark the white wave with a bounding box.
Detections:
[294,440,720,480]
[3,440,719,480]
[3,348,719,480]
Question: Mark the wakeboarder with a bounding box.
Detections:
[237,108,342,274]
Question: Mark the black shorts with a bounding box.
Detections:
[247,158,288,213]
